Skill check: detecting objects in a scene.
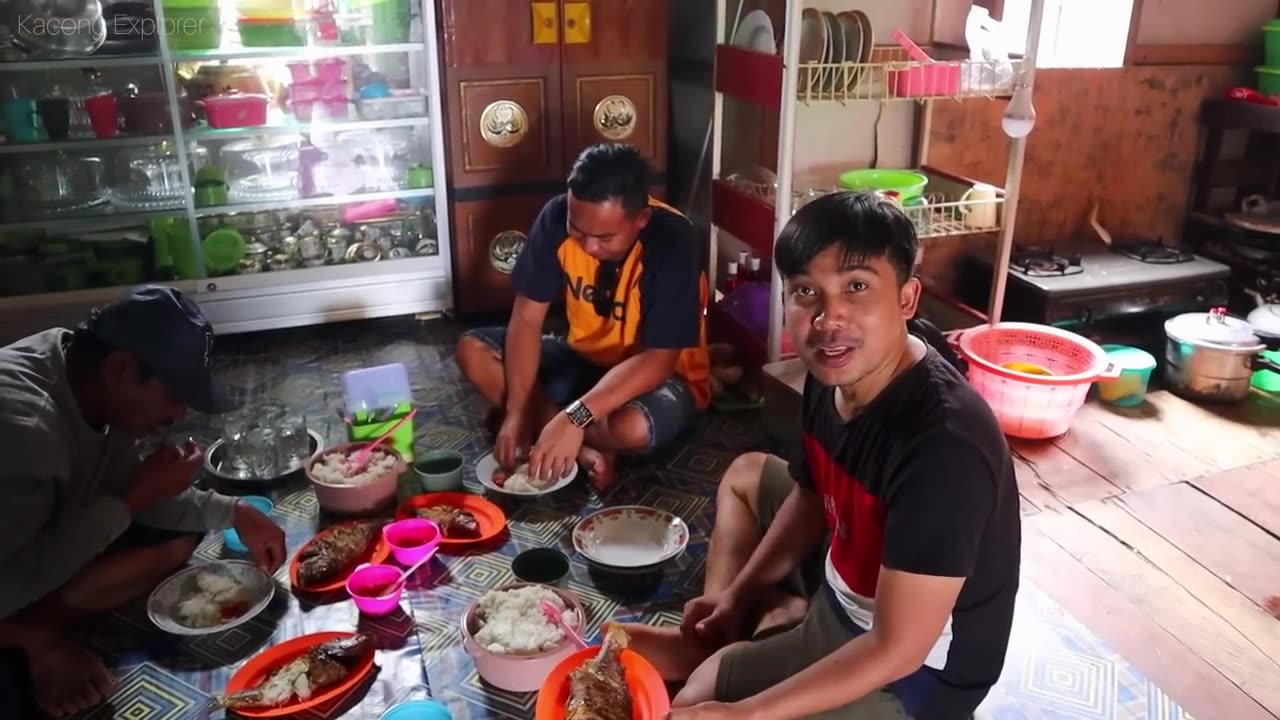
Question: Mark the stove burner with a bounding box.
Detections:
[1010,247,1084,277]
[1112,242,1193,264]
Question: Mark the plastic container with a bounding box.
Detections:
[223,496,274,553]
[460,583,585,692]
[200,93,268,128]
[370,0,411,43]
[305,441,406,514]
[512,548,570,587]
[346,563,404,616]
[956,322,1119,439]
[1264,19,1280,68]
[1254,349,1280,393]
[414,449,464,492]
[887,62,963,98]
[382,700,453,720]
[1094,344,1156,407]
[1257,66,1280,96]
[237,17,303,46]
[838,169,929,200]
[343,363,412,414]
[163,5,222,51]
[383,518,442,566]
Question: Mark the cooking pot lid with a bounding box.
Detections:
[1166,308,1260,346]
[1247,303,1280,336]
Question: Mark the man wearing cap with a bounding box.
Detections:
[0,286,286,719]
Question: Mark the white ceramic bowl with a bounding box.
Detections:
[460,583,585,692]
[572,506,689,570]
[147,560,275,636]
[306,442,406,515]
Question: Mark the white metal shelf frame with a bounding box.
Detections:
[710,0,1046,364]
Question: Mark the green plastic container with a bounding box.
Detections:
[237,18,304,46]
[1253,349,1280,393]
[1257,66,1280,96]
[838,169,929,201]
[163,5,222,51]
[1264,19,1280,68]
[1095,344,1157,407]
[370,0,411,43]
[348,402,416,463]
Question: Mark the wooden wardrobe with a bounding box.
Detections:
[437,0,671,316]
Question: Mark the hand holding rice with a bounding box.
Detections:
[472,585,580,655]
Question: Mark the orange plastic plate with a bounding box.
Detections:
[395,492,507,550]
[289,522,392,593]
[223,631,375,718]
[535,647,671,720]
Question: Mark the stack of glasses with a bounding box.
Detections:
[219,403,311,479]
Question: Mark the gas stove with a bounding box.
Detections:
[956,243,1230,363]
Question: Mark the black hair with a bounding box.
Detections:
[566,143,653,214]
[774,192,918,285]
[68,320,155,381]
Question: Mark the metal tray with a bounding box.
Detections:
[204,428,325,484]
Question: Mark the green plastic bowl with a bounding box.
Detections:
[1254,349,1280,393]
[1256,66,1280,96]
[838,169,929,200]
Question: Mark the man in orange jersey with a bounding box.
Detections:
[457,143,710,490]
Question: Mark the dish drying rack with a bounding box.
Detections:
[709,0,1047,369]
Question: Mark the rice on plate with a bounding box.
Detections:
[472,585,580,655]
[311,449,399,486]
[177,570,251,628]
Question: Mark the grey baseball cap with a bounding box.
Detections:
[86,285,235,414]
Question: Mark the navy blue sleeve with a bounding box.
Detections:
[790,373,817,489]
[511,196,568,303]
[638,214,703,349]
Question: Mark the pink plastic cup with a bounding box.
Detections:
[383,518,442,566]
[346,563,405,616]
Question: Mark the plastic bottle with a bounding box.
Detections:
[725,260,740,292]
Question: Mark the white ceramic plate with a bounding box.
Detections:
[147,560,275,636]
[475,452,578,497]
[573,506,689,569]
[732,9,776,53]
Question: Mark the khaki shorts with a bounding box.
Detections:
[714,455,911,719]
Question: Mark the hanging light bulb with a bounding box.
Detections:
[1002,72,1036,139]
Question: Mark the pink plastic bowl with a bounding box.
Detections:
[346,563,405,616]
[460,583,585,692]
[383,518,442,566]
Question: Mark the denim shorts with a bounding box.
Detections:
[461,326,698,452]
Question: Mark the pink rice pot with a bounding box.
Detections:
[460,582,586,692]
[346,562,405,616]
[305,441,406,515]
[383,518,442,566]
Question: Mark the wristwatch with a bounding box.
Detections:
[565,399,595,429]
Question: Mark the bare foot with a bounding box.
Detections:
[578,445,617,492]
[25,630,116,718]
[618,623,716,683]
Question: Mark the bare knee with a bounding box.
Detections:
[455,334,499,381]
[717,452,769,517]
[604,406,652,452]
[672,642,744,708]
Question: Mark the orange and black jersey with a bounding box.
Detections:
[511,194,712,409]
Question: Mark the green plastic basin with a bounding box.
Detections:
[838,169,929,200]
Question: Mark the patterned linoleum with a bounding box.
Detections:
[77,317,1191,719]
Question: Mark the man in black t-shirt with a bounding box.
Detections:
[624,193,1020,719]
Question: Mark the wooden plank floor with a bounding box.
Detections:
[1019,389,1280,718]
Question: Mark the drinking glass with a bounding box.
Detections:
[278,411,310,469]
[219,408,255,478]
[243,426,281,478]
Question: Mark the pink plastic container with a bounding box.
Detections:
[286,61,314,83]
[346,563,405,616]
[888,62,962,98]
[461,583,585,692]
[383,518,442,566]
[315,58,346,84]
[305,442,406,515]
[956,322,1119,440]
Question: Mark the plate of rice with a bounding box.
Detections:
[147,560,275,636]
[475,453,577,497]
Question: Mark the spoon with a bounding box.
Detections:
[349,408,417,471]
[382,553,433,596]
[541,600,589,649]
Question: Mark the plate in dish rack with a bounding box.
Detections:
[572,506,689,569]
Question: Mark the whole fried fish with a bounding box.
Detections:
[297,521,381,587]
[214,634,373,709]
[565,625,633,720]
[416,505,481,539]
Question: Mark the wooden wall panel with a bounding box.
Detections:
[926,66,1243,249]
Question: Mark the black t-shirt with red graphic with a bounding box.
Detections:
[792,345,1021,718]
